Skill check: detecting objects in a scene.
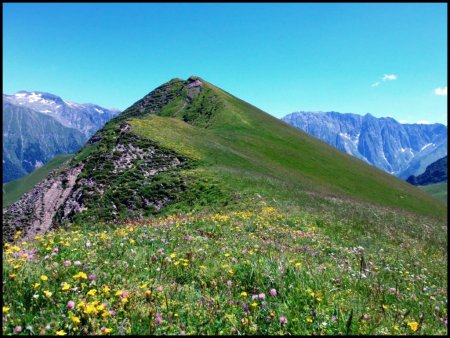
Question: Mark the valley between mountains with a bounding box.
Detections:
[2,77,447,335]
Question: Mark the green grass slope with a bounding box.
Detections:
[420,182,447,204]
[125,77,445,218]
[2,154,74,207]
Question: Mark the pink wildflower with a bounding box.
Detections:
[280,316,288,325]
[270,288,277,297]
[259,293,266,300]
[67,300,75,310]
[155,313,163,325]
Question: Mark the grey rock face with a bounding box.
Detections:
[282,112,447,178]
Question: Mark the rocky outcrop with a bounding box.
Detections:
[3,164,83,242]
[3,120,189,242]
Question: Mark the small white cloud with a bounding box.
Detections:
[416,120,431,124]
[371,82,380,87]
[434,86,447,96]
[399,119,408,124]
[382,74,397,81]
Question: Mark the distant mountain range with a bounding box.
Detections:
[407,155,447,186]
[282,111,447,179]
[2,91,120,183]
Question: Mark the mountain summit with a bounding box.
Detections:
[3,77,444,242]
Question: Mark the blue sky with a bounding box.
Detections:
[3,3,447,124]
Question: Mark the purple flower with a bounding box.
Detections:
[88,274,96,281]
[242,303,248,310]
[279,316,288,325]
[183,235,191,241]
[270,288,277,297]
[258,293,266,300]
[151,255,157,262]
[231,257,237,263]
[155,313,163,325]
[53,247,59,253]
[252,294,258,300]
[109,310,116,317]
[157,248,164,255]
[64,260,71,267]
[331,316,337,322]
[67,300,75,310]
[226,280,232,288]
[121,291,128,298]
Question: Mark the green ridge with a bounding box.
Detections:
[126,77,445,218]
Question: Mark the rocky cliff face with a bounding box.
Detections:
[407,156,447,186]
[282,112,447,178]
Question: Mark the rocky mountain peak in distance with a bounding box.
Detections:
[282,111,447,179]
[3,91,121,137]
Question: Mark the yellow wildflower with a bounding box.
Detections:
[84,304,98,314]
[139,283,148,289]
[306,317,313,323]
[251,302,258,308]
[115,290,123,296]
[224,253,230,257]
[61,283,71,291]
[104,328,112,333]
[44,290,52,298]
[407,322,419,332]
[3,306,10,313]
[55,330,67,336]
[295,262,302,267]
[87,289,97,296]
[199,265,206,270]
[71,316,81,324]
[170,253,176,259]
[241,292,248,298]
[40,275,48,281]
[73,272,87,279]
[102,285,111,293]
